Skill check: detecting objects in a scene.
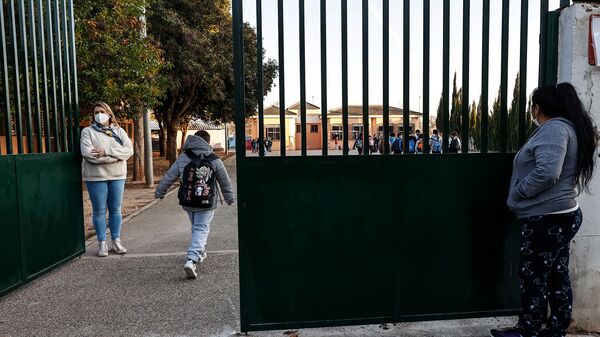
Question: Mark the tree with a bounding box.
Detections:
[75,0,167,180]
[435,95,443,132]
[149,0,278,162]
[469,100,477,151]
[489,89,501,152]
[449,73,462,135]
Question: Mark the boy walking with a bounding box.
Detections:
[155,131,235,279]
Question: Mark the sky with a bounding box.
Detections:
[241,0,561,115]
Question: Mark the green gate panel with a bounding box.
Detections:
[238,154,520,331]
[0,156,22,296]
[16,153,85,279]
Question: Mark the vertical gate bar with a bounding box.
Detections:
[0,3,13,154]
[402,0,409,153]
[28,0,42,152]
[38,0,51,152]
[54,0,67,151]
[47,0,60,152]
[560,0,570,9]
[342,0,349,156]
[256,0,264,157]
[518,0,528,147]
[362,0,368,155]
[461,0,470,153]
[299,0,307,156]
[68,0,79,150]
[383,0,390,154]
[481,0,489,153]
[500,0,509,153]
[61,0,73,151]
[423,0,430,153]
[18,0,33,153]
[233,0,246,160]
[442,0,450,152]
[539,0,548,86]
[320,0,328,156]
[277,0,285,155]
[9,0,23,154]
[341,0,349,155]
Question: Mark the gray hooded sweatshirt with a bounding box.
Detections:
[507,117,578,219]
[155,135,235,211]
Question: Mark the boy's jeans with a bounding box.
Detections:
[186,210,215,262]
[85,179,126,242]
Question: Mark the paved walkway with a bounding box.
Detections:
[0,157,595,336]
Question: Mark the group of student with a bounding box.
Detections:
[352,129,462,154]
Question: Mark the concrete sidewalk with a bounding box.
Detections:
[0,157,595,337]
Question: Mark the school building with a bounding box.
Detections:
[245,103,423,151]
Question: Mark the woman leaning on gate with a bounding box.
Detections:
[491,83,599,337]
[80,102,133,257]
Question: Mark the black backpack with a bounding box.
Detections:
[178,150,219,208]
[391,138,402,153]
[449,138,460,153]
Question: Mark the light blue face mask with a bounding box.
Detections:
[533,117,540,127]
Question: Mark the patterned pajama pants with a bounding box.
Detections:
[517,208,582,337]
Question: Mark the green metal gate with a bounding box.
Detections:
[0,0,84,296]
[234,0,559,332]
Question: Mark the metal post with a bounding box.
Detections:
[140,7,153,187]
[143,110,154,187]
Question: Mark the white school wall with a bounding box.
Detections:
[558,3,600,331]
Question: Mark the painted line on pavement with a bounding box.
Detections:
[80,249,239,259]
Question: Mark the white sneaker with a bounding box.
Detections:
[198,251,207,263]
[97,241,108,257]
[111,239,127,254]
[183,259,197,279]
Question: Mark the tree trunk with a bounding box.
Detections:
[166,123,178,164]
[179,124,188,153]
[158,127,166,157]
[132,116,144,181]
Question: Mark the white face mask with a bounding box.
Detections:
[94,112,110,125]
[533,117,540,127]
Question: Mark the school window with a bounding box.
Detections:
[352,125,363,139]
[265,126,280,140]
[331,125,343,140]
[378,125,394,135]
[310,125,319,133]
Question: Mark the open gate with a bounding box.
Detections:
[233,0,559,332]
[0,0,84,296]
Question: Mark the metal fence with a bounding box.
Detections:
[1,0,79,155]
[233,0,560,332]
[0,0,83,297]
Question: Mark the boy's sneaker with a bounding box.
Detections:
[183,259,197,279]
[490,327,532,337]
[198,251,207,263]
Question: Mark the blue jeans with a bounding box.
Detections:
[186,210,215,262]
[86,179,126,242]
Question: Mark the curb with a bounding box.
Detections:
[85,187,178,247]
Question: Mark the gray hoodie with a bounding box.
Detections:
[507,117,578,219]
[155,135,235,211]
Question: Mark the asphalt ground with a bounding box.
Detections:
[0,157,595,337]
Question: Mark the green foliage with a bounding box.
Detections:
[435,72,535,152]
[435,95,443,132]
[449,73,462,134]
[148,0,278,126]
[75,0,168,118]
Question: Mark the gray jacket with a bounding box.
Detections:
[507,117,578,219]
[155,135,235,211]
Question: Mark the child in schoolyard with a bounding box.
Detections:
[155,130,235,279]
